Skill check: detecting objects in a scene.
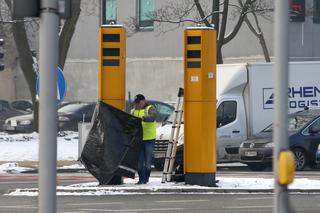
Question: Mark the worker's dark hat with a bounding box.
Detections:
[134,94,146,103]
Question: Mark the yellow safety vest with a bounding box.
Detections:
[131,105,156,141]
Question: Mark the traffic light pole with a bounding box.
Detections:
[38,0,59,212]
[274,0,289,212]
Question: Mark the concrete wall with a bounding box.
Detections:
[62,55,282,103]
[126,58,183,101]
[63,59,98,101]
[63,58,183,102]
[289,19,320,61]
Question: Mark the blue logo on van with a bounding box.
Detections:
[263,86,320,110]
[263,88,274,109]
[265,94,274,105]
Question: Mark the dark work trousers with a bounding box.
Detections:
[138,139,155,183]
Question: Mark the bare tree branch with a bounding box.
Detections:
[194,0,211,27]
[2,0,84,131]
[239,0,271,62]
[59,0,81,69]
[124,0,273,64]
[223,0,256,45]
[217,0,230,63]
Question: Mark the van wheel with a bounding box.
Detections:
[293,148,307,171]
[247,163,267,171]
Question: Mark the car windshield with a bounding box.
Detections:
[262,124,272,132]
[166,112,183,124]
[0,100,10,111]
[288,114,314,131]
[58,103,87,114]
[262,114,315,132]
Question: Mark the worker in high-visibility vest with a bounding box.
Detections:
[131,94,157,184]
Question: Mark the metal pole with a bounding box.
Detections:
[100,0,104,25]
[38,0,59,212]
[274,0,289,212]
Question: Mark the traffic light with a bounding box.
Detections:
[12,0,71,19]
[290,0,305,22]
[0,39,4,72]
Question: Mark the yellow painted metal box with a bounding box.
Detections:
[98,26,126,110]
[184,27,217,176]
[184,101,217,173]
[184,28,216,102]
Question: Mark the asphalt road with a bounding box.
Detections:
[0,172,95,193]
[1,169,320,212]
[0,193,320,213]
[1,169,320,193]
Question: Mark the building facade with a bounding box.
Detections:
[2,0,320,102]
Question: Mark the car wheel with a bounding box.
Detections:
[247,163,267,171]
[293,148,307,171]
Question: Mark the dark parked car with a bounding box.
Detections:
[1,110,27,132]
[11,100,33,112]
[3,102,96,133]
[316,144,320,164]
[239,108,320,171]
[0,100,10,111]
[0,100,27,132]
[58,102,96,131]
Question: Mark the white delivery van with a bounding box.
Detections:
[153,61,320,168]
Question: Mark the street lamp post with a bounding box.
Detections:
[274,0,290,212]
[38,0,59,212]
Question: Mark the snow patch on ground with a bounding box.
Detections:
[59,164,85,169]
[72,177,320,190]
[0,132,79,161]
[217,162,247,167]
[7,177,320,196]
[0,162,33,174]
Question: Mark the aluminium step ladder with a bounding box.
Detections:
[162,88,184,183]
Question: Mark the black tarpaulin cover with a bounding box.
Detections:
[80,101,142,185]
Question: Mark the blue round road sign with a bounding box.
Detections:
[36,67,66,103]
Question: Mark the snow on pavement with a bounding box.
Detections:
[0,162,33,174]
[59,163,85,169]
[66,177,320,190]
[7,177,320,196]
[0,132,79,161]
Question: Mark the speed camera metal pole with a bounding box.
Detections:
[38,0,59,212]
[274,0,290,212]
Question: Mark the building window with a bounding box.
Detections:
[314,0,320,23]
[290,0,305,22]
[138,0,154,29]
[102,0,117,25]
